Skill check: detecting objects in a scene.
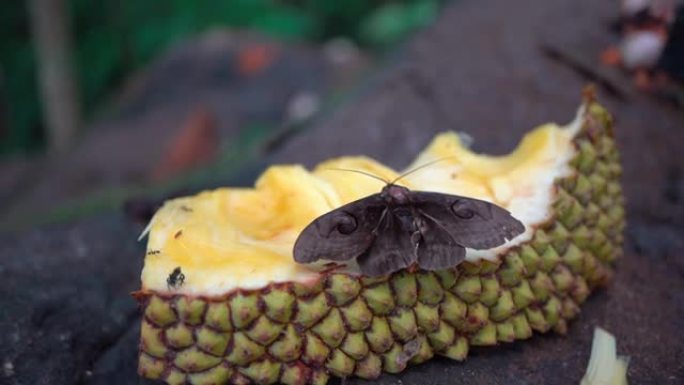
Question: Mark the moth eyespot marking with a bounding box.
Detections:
[452,201,475,219]
[335,213,358,235]
[455,208,474,219]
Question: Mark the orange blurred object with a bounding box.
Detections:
[236,44,277,76]
[633,69,653,90]
[601,46,623,66]
[151,107,218,181]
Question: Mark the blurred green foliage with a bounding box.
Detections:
[0,0,440,156]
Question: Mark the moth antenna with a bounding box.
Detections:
[325,168,391,184]
[391,156,455,185]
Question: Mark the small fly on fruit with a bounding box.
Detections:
[167,267,185,290]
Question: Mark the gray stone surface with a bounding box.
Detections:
[0,215,144,385]
[1,0,683,384]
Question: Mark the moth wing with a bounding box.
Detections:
[293,194,385,263]
[415,214,466,270]
[412,191,525,250]
[356,212,415,276]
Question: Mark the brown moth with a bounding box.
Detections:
[293,166,525,276]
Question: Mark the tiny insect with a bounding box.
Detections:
[167,267,185,290]
[174,230,183,239]
[146,250,160,255]
[180,205,193,212]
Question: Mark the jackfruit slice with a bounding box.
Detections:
[137,95,624,385]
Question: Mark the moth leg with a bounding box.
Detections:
[411,214,425,261]
[416,210,453,238]
[411,230,422,258]
[372,208,389,236]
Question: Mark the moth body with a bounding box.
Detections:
[381,184,411,205]
[294,182,525,277]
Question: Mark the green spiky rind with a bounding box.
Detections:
[268,324,302,362]
[138,353,165,378]
[188,365,233,385]
[263,286,295,323]
[196,326,230,356]
[354,352,382,379]
[177,297,207,325]
[280,365,309,385]
[165,369,186,385]
[166,322,195,349]
[175,347,223,372]
[137,102,624,384]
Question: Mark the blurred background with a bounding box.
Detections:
[0,0,682,231]
[0,0,446,230]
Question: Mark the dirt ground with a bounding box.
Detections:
[1,0,682,384]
